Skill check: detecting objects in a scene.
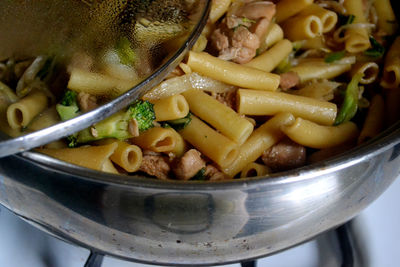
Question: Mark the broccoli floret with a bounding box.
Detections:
[75,100,155,144]
[56,90,80,121]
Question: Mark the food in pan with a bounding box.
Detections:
[0,0,399,180]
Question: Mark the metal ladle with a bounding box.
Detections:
[0,0,210,158]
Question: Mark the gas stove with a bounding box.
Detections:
[1,176,399,267]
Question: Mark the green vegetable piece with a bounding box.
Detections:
[334,73,363,125]
[56,90,80,121]
[162,113,192,131]
[338,14,355,26]
[364,37,385,58]
[324,50,346,63]
[191,168,206,180]
[275,55,291,74]
[116,37,136,66]
[75,100,155,144]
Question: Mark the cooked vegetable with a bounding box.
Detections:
[56,90,80,121]
[364,37,385,58]
[334,73,363,125]
[325,51,346,63]
[161,113,192,131]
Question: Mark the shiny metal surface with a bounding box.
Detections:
[0,0,210,158]
[0,122,399,265]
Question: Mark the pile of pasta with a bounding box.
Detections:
[1,0,400,181]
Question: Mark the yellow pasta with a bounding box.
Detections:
[7,90,48,129]
[240,162,270,178]
[262,23,284,51]
[297,4,338,33]
[186,51,280,91]
[282,118,359,149]
[222,113,295,177]
[350,62,379,85]
[132,126,186,156]
[109,140,143,172]
[245,39,293,73]
[152,94,189,121]
[68,68,136,97]
[275,0,314,23]
[385,89,400,126]
[237,89,337,126]
[27,106,59,131]
[281,15,323,41]
[209,0,232,24]
[182,89,254,144]
[358,94,385,144]
[290,58,354,82]
[37,143,119,174]
[343,0,371,53]
[179,115,239,168]
[381,37,400,89]
[373,0,398,35]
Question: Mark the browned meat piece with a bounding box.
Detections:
[140,153,171,180]
[213,90,237,110]
[262,138,306,171]
[205,165,230,181]
[77,92,97,112]
[279,71,300,91]
[210,1,276,64]
[172,149,206,180]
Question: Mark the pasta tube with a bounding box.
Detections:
[343,0,371,53]
[281,15,323,41]
[350,62,379,85]
[37,143,119,174]
[209,0,232,24]
[275,0,314,23]
[182,90,254,145]
[237,89,337,126]
[222,113,295,177]
[245,39,293,73]
[282,118,359,149]
[290,58,354,82]
[109,141,142,172]
[179,115,239,168]
[262,23,284,51]
[186,51,280,91]
[297,4,338,33]
[358,94,385,144]
[240,163,270,178]
[7,90,48,129]
[381,37,400,89]
[132,127,186,156]
[152,94,189,121]
[373,0,398,35]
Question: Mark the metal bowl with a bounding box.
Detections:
[0,120,399,265]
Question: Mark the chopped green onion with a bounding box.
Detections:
[324,50,346,63]
[191,168,206,180]
[338,14,355,26]
[334,73,363,125]
[364,37,385,58]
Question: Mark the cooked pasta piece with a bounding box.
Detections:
[281,14,323,41]
[385,89,400,126]
[343,0,371,53]
[7,90,48,129]
[132,127,186,157]
[358,94,385,144]
[179,115,239,168]
[183,89,253,144]
[27,106,59,131]
[290,57,354,83]
[222,113,295,177]
[275,0,314,23]
[186,51,280,91]
[209,0,232,24]
[109,140,142,172]
[261,23,284,51]
[152,94,189,121]
[37,143,119,174]
[297,4,337,33]
[282,118,359,149]
[245,39,293,72]
[240,162,271,178]
[237,89,337,126]
[373,0,398,35]
[350,62,379,85]
[381,37,400,89]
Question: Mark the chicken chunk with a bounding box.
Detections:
[172,149,206,180]
[140,152,171,180]
[262,138,306,171]
[279,71,300,91]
